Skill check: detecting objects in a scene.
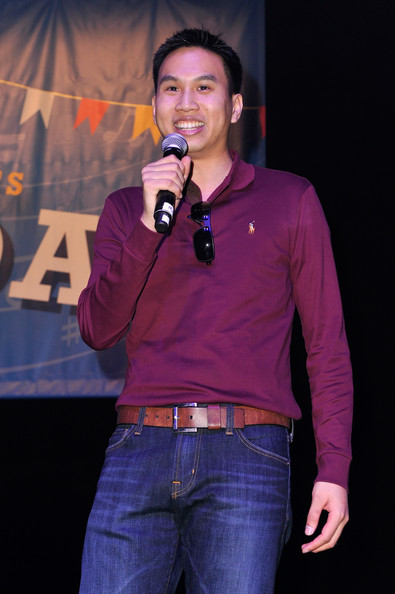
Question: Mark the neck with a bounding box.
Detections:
[190,150,233,200]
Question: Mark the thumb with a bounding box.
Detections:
[181,155,192,183]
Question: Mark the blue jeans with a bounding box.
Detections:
[79,412,292,593]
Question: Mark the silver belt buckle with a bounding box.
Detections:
[173,403,198,433]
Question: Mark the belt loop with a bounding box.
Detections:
[225,404,234,435]
[134,406,146,435]
[288,419,294,443]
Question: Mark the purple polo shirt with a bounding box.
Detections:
[78,152,353,489]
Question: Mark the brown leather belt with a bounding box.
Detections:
[117,404,290,431]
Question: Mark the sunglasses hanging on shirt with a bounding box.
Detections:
[188,202,215,264]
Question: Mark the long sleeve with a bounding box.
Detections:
[290,185,353,488]
[77,188,161,350]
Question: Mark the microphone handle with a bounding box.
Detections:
[154,189,176,233]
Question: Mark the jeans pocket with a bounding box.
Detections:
[105,424,136,454]
[235,425,290,466]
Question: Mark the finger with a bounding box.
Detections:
[156,154,189,182]
[302,512,348,554]
[304,500,323,537]
[142,161,187,196]
[302,521,345,553]
[142,173,184,201]
[143,163,186,187]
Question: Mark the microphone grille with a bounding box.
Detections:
[161,133,188,157]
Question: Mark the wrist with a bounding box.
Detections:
[140,211,157,233]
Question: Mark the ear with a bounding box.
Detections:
[231,93,243,123]
[152,96,157,124]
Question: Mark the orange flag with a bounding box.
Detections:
[74,98,110,134]
[132,105,161,144]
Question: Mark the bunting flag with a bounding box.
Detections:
[73,98,110,135]
[131,105,161,144]
[0,0,266,398]
[1,79,265,141]
[19,88,55,128]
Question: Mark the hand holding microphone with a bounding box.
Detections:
[141,133,190,233]
[153,133,189,232]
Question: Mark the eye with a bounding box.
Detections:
[160,84,179,93]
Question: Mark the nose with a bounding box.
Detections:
[176,88,198,112]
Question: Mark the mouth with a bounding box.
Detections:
[174,121,205,132]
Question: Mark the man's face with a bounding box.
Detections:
[153,47,242,160]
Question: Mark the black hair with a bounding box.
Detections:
[152,27,242,96]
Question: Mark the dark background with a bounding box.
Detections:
[1,1,392,592]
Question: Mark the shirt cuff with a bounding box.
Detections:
[315,453,352,491]
[124,218,162,262]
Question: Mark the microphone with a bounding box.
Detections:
[154,133,189,233]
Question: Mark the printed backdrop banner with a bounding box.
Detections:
[0,0,266,397]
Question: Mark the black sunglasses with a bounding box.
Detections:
[188,202,215,264]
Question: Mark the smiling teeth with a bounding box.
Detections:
[175,122,204,130]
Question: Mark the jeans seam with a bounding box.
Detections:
[278,441,292,558]
[172,432,202,499]
[163,532,180,594]
[235,428,290,466]
[105,425,137,454]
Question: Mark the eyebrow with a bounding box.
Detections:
[158,74,218,86]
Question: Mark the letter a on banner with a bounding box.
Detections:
[9,210,99,306]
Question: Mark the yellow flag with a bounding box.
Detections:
[132,105,161,144]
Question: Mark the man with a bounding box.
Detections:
[78,28,352,593]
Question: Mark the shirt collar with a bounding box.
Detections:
[224,151,256,191]
[185,151,255,204]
